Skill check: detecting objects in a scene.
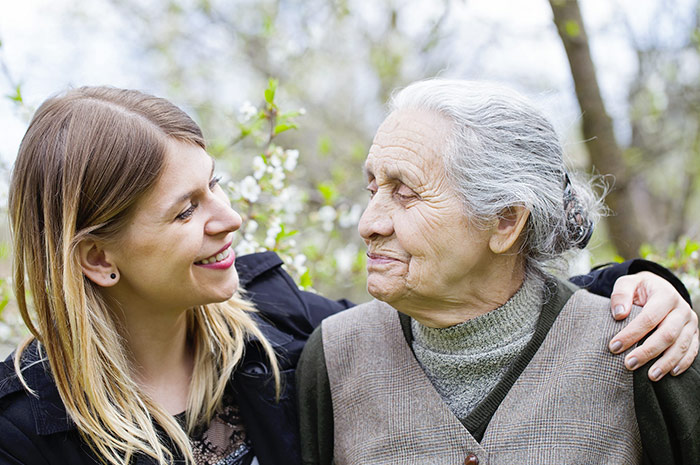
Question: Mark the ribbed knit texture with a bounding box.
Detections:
[411,276,544,423]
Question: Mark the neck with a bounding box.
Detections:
[396,255,526,328]
[110,300,194,415]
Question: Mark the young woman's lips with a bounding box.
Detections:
[195,244,235,270]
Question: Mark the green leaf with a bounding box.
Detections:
[564,20,581,38]
[273,122,298,135]
[683,239,699,257]
[299,269,313,289]
[263,14,275,36]
[691,28,700,46]
[264,78,278,104]
[317,135,332,156]
[639,243,654,259]
[7,85,22,103]
[318,182,338,204]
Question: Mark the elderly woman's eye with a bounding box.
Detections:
[366,180,378,197]
[396,185,418,201]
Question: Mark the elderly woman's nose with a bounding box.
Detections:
[358,201,393,239]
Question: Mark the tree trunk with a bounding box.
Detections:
[549,0,645,258]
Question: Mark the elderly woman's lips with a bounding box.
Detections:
[366,253,402,264]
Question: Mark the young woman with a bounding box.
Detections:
[0,86,695,465]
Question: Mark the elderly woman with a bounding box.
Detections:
[297,80,700,464]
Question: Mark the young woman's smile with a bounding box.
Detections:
[106,139,242,313]
[195,242,235,269]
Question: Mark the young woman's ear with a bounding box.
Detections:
[489,206,530,254]
[77,239,120,287]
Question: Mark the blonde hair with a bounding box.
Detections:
[9,86,280,464]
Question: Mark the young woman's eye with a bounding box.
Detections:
[176,202,198,220]
[209,176,222,190]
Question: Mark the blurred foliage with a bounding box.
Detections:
[226,78,368,297]
[640,237,700,306]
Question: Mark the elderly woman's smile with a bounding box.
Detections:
[358,108,526,327]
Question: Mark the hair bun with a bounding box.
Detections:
[563,173,594,249]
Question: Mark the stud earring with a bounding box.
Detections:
[110,273,117,279]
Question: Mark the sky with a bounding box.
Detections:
[0,0,694,165]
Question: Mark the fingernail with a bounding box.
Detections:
[651,368,662,380]
[610,340,623,353]
[613,305,626,318]
[626,356,638,370]
[672,365,680,375]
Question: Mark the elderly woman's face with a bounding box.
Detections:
[358,109,496,310]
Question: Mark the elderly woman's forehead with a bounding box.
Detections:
[374,109,450,141]
[365,110,450,169]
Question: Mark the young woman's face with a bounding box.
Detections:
[108,140,242,312]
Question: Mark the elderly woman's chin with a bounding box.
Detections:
[365,270,408,304]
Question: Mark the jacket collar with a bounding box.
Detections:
[0,341,75,435]
[235,251,283,288]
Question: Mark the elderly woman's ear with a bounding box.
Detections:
[488,206,530,254]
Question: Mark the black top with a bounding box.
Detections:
[0,252,350,465]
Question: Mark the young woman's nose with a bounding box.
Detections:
[205,195,242,236]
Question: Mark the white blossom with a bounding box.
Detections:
[245,219,259,235]
[264,220,282,249]
[235,238,257,256]
[284,149,299,171]
[334,244,357,274]
[253,156,266,180]
[239,175,261,202]
[339,203,363,228]
[270,154,282,169]
[238,101,257,123]
[293,254,307,269]
[299,107,307,115]
[318,205,337,232]
[272,186,303,222]
[270,167,286,190]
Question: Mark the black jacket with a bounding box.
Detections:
[0,253,690,465]
[0,252,351,465]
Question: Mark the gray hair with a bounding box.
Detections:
[389,79,602,279]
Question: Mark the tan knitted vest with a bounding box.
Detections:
[322,289,642,465]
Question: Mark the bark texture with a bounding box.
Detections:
[549,0,645,258]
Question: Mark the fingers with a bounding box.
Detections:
[625,315,696,380]
[608,294,671,355]
[609,273,650,321]
[670,328,699,377]
[607,270,698,380]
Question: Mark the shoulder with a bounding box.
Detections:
[567,286,612,312]
[321,300,396,336]
[0,343,82,462]
[555,284,640,343]
[236,252,351,339]
[0,344,37,409]
[0,342,73,436]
